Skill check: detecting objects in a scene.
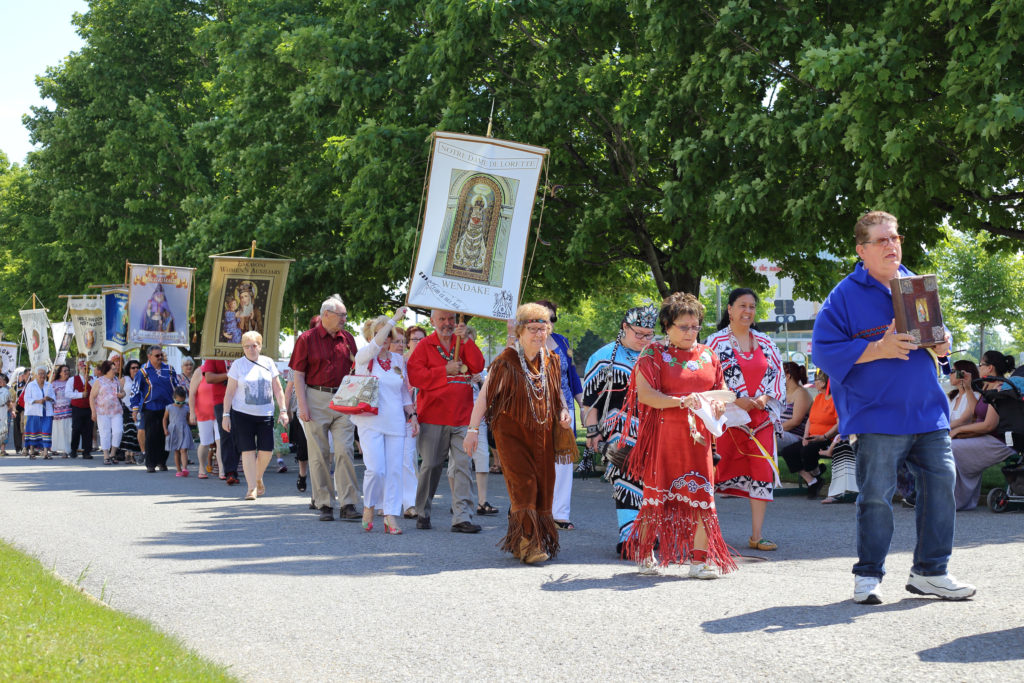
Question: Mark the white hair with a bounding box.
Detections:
[320,294,346,317]
[33,365,48,375]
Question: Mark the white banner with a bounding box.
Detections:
[68,296,107,364]
[51,321,75,366]
[0,341,17,380]
[407,132,548,320]
[19,309,52,370]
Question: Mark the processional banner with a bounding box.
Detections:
[51,321,75,366]
[128,264,193,347]
[200,256,292,360]
[19,309,51,370]
[68,296,107,364]
[103,288,131,353]
[0,341,17,379]
[406,132,549,320]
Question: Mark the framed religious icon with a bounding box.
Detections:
[890,274,945,347]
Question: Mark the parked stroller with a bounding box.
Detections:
[972,376,1024,512]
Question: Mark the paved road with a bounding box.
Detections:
[1,454,1021,681]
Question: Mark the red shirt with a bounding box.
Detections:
[289,323,357,388]
[201,359,229,405]
[407,332,485,426]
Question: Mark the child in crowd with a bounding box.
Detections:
[164,385,194,476]
[222,296,241,343]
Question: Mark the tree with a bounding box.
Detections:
[927,230,1024,358]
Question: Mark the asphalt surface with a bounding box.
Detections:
[1,452,1022,681]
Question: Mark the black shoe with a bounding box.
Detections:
[451,521,481,534]
[278,463,288,473]
[807,478,824,499]
[476,501,499,515]
[416,517,432,530]
[157,464,168,471]
[338,504,361,521]
[319,506,334,521]
[146,467,156,473]
[70,452,78,459]
[296,475,307,492]
[82,453,94,460]
[308,501,317,510]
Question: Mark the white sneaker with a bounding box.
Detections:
[688,562,721,580]
[905,572,976,600]
[853,575,882,604]
[638,553,661,576]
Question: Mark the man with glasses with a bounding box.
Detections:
[131,345,180,472]
[582,305,658,554]
[290,295,362,521]
[813,210,974,604]
[407,309,485,532]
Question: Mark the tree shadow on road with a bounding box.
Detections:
[701,599,931,633]
[917,626,1024,662]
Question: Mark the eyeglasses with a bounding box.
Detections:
[525,325,549,335]
[671,324,702,333]
[151,353,164,359]
[859,234,904,247]
[243,344,260,349]
[627,324,655,340]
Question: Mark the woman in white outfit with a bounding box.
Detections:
[390,330,419,518]
[353,309,418,534]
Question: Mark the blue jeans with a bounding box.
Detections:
[853,430,956,578]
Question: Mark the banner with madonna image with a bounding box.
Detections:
[406,132,549,320]
[103,287,131,352]
[199,256,292,361]
[128,264,194,347]
[68,296,107,364]
[19,308,51,370]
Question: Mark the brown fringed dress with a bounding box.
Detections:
[486,347,578,560]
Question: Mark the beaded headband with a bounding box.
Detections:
[521,318,550,324]
[622,305,658,330]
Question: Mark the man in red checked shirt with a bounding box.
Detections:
[408,309,485,533]
[289,295,361,522]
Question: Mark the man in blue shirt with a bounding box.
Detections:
[813,210,975,604]
[131,345,180,473]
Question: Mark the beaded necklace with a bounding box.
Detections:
[729,327,756,361]
[517,345,550,424]
[376,353,392,372]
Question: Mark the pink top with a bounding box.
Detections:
[195,377,215,422]
[93,376,123,416]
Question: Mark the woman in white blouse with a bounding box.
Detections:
[948,360,981,428]
[24,366,56,459]
[353,308,418,534]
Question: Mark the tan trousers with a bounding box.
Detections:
[301,388,359,510]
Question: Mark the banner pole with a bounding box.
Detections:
[251,240,256,258]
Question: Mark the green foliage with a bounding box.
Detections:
[3,0,1024,349]
[0,540,235,681]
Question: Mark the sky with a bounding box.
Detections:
[1,0,88,165]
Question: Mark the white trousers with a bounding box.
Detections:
[403,423,417,509]
[97,413,123,451]
[552,462,574,521]
[361,428,406,516]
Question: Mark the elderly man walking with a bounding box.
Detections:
[408,309,485,533]
[131,345,180,472]
[813,210,974,605]
[290,295,361,521]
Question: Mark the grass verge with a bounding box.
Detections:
[0,539,235,682]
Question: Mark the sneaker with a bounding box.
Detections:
[319,506,334,521]
[338,504,361,521]
[854,575,883,604]
[638,554,661,576]
[689,562,722,580]
[451,521,481,533]
[905,572,976,600]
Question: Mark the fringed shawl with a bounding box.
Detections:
[486,347,577,463]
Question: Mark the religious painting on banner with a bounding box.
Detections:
[103,288,130,352]
[19,309,51,370]
[407,132,548,320]
[200,256,292,360]
[0,341,18,380]
[51,321,75,366]
[68,296,106,364]
[128,265,193,347]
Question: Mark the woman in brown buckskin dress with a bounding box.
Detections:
[463,303,577,564]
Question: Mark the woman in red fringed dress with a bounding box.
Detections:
[623,293,737,578]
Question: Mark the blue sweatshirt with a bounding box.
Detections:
[812,262,949,435]
[130,361,179,412]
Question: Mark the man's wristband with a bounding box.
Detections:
[586,424,599,438]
